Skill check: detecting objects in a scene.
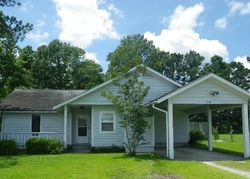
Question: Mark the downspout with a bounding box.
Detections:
[152,103,169,158]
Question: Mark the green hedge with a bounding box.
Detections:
[90,146,125,153]
[189,130,205,144]
[26,138,64,154]
[0,140,18,155]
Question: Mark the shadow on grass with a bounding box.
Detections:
[0,156,19,169]
[113,153,167,161]
[192,143,243,157]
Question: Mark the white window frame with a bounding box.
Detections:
[99,111,116,133]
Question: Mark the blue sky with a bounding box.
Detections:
[3,0,250,70]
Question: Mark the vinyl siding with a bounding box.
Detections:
[3,113,31,133]
[173,108,189,143]
[40,113,64,132]
[172,79,246,104]
[71,71,178,105]
[92,105,124,146]
[154,108,189,145]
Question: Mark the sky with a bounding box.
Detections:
[3,0,250,71]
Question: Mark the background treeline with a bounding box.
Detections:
[1,0,249,133]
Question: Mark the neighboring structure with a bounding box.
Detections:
[0,67,249,159]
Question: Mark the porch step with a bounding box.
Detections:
[70,143,90,153]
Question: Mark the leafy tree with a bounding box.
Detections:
[72,59,104,89]
[0,0,33,99]
[32,40,103,89]
[106,35,204,85]
[103,66,149,156]
[203,55,230,80]
[229,61,250,90]
[106,34,161,79]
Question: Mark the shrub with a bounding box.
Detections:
[0,140,18,155]
[189,130,205,144]
[48,139,64,154]
[90,145,125,153]
[26,138,64,154]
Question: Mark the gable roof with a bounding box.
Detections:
[155,73,250,104]
[53,66,182,109]
[0,89,85,111]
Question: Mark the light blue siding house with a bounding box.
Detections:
[1,67,250,159]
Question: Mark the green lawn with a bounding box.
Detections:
[0,153,244,179]
[216,160,250,172]
[194,134,244,156]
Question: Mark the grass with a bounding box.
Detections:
[216,160,250,172]
[194,134,244,156]
[0,153,245,179]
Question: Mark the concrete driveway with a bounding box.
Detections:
[156,147,243,161]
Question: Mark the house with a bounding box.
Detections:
[0,67,250,159]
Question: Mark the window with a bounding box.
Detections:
[100,112,115,132]
[32,114,40,132]
[78,117,87,136]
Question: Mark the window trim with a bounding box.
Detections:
[99,111,116,133]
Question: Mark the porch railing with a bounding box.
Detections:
[0,132,64,148]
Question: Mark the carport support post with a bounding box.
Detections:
[242,103,250,158]
[207,109,213,151]
[168,101,174,159]
[64,105,68,148]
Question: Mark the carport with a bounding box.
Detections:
[151,73,250,159]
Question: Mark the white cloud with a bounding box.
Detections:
[228,1,250,16]
[85,52,100,64]
[27,30,49,43]
[20,1,33,12]
[37,19,46,28]
[215,17,227,29]
[215,1,250,29]
[144,3,228,62]
[53,0,119,48]
[234,56,250,69]
[108,3,124,18]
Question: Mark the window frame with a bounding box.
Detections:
[99,111,116,133]
[31,114,41,133]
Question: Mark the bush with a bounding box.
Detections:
[26,138,64,154]
[0,140,18,155]
[90,145,125,153]
[48,139,64,154]
[189,130,205,144]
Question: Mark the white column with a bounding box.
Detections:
[69,111,72,145]
[165,112,169,158]
[168,101,174,159]
[242,103,250,158]
[207,108,213,151]
[64,105,68,148]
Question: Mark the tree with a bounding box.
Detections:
[103,66,149,156]
[0,0,33,99]
[72,60,104,89]
[32,40,103,89]
[229,61,250,90]
[203,55,230,80]
[106,35,204,84]
[106,34,161,79]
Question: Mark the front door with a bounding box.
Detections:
[76,115,89,143]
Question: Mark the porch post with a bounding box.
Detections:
[64,105,68,148]
[242,103,250,158]
[168,101,174,159]
[207,108,213,151]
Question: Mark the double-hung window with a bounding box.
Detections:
[100,112,115,132]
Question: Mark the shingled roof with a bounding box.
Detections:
[0,89,85,111]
